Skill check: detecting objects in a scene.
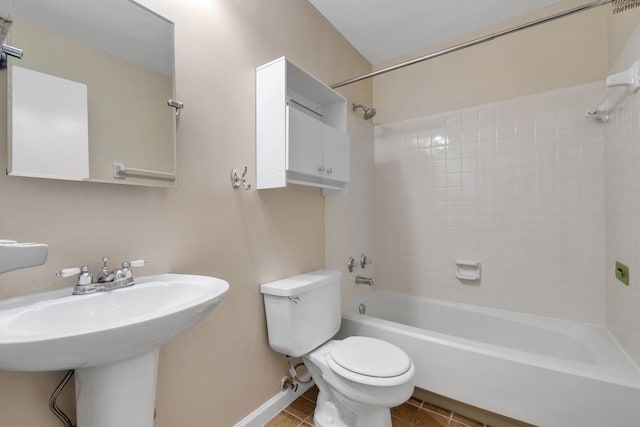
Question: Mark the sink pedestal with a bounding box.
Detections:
[75,350,159,427]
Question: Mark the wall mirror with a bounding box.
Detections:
[4,0,177,187]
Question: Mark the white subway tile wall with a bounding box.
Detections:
[374,81,607,324]
[606,23,640,366]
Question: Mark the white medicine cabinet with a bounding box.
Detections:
[256,57,349,191]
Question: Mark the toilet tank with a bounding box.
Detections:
[260,270,341,357]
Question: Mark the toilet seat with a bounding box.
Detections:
[327,337,414,387]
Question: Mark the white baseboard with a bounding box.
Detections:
[233,380,315,427]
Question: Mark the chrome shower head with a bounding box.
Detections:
[352,103,376,120]
[363,107,377,120]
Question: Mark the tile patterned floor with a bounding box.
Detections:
[265,386,490,427]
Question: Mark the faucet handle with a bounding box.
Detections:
[360,254,372,269]
[56,267,82,278]
[116,259,145,287]
[56,266,93,287]
[347,256,358,272]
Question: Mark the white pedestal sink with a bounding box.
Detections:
[0,274,229,427]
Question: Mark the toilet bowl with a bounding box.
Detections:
[305,338,415,427]
[260,270,415,427]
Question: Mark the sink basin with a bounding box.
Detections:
[0,273,228,371]
[0,273,229,427]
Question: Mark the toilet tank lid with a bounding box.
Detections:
[260,270,340,297]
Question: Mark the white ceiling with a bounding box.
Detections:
[308,0,563,65]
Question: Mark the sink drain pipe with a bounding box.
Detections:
[49,370,76,427]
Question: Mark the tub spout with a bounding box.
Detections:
[355,276,374,286]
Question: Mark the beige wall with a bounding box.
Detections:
[0,0,371,425]
[373,0,608,124]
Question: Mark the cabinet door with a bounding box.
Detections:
[286,105,324,178]
[323,124,349,183]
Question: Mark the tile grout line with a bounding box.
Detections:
[399,397,421,426]
[283,409,307,424]
[409,398,422,426]
[300,395,315,405]
[302,412,314,426]
[446,411,454,426]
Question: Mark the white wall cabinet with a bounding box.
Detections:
[256,57,349,190]
[322,123,349,183]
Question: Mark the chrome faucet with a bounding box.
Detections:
[56,257,146,295]
[115,261,135,287]
[56,266,98,295]
[97,256,115,283]
[355,276,374,286]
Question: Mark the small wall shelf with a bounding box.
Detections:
[256,57,349,191]
[455,259,481,281]
[586,60,640,123]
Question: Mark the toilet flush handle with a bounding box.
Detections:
[288,296,300,303]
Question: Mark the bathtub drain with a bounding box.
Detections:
[358,303,366,315]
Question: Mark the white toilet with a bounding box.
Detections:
[261,270,415,427]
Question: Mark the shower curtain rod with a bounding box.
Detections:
[331,0,611,89]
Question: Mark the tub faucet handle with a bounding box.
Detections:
[347,256,357,272]
[348,254,372,272]
[360,254,372,269]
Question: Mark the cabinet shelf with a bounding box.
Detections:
[256,57,349,191]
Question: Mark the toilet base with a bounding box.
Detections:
[313,399,350,427]
[313,391,392,427]
[302,339,414,427]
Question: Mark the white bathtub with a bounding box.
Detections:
[338,292,640,427]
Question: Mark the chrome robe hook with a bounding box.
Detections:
[231,166,251,190]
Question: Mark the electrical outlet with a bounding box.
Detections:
[615,261,629,286]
